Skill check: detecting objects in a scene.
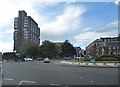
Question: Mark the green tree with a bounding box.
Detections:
[61,40,76,57]
[54,43,62,58]
[26,45,39,58]
[20,42,40,58]
[40,40,57,58]
[118,35,120,41]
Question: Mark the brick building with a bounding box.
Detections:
[86,37,120,57]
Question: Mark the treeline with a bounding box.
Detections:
[20,40,76,59]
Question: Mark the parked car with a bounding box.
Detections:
[24,57,33,61]
[44,58,50,63]
[64,57,74,60]
[37,57,43,61]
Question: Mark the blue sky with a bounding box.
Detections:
[0,0,119,52]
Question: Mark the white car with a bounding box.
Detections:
[44,58,50,63]
[24,57,33,61]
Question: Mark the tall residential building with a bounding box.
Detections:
[13,10,40,53]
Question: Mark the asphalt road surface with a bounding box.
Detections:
[0,63,2,87]
[2,60,119,86]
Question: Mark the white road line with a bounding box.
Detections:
[4,78,14,81]
[50,83,61,86]
[90,80,94,83]
[17,80,36,87]
[80,77,83,79]
[0,79,2,87]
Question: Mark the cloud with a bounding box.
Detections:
[0,0,43,52]
[114,0,120,5]
[82,27,93,32]
[41,5,86,40]
[0,0,86,52]
[0,1,117,52]
[74,20,118,48]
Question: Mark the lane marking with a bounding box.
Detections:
[0,79,2,87]
[80,77,83,79]
[4,78,14,81]
[90,80,94,83]
[17,80,36,87]
[50,83,62,86]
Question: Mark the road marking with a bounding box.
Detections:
[4,78,14,81]
[90,80,94,83]
[0,79,2,87]
[80,77,83,79]
[50,83,62,86]
[17,80,36,87]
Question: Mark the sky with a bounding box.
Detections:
[0,0,119,52]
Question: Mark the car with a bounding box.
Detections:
[37,57,43,61]
[64,57,74,60]
[24,57,33,61]
[44,58,50,63]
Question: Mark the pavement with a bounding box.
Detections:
[1,59,119,86]
[60,61,120,68]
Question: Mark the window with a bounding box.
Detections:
[14,25,18,28]
[24,36,28,39]
[14,18,18,22]
[15,37,17,40]
[15,29,18,31]
[24,33,28,36]
[24,31,28,33]
[24,22,28,25]
[113,51,116,55]
[23,28,27,30]
[109,47,111,49]
[14,22,18,25]
[14,31,17,34]
[113,46,116,49]
[24,24,28,27]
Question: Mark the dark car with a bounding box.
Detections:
[64,57,74,60]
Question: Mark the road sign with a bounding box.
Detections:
[15,53,20,56]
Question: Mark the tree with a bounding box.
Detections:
[118,34,120,41]
[61,40,76,57]
[54,43,62,58]
[20,42,40,58]
[40,40,57,58]
[26,45,39,58]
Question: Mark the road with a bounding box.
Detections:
[2,60,119,86]
[0,62,2,87]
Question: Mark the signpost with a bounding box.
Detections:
[15,53,20,56]
[90,58,95,62]
[14,52,20,61]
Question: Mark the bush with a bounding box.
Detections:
[96,55,119,61]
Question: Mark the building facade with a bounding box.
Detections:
[13,10,40,53]
[86,37,120,57]
[0,52,2,61]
